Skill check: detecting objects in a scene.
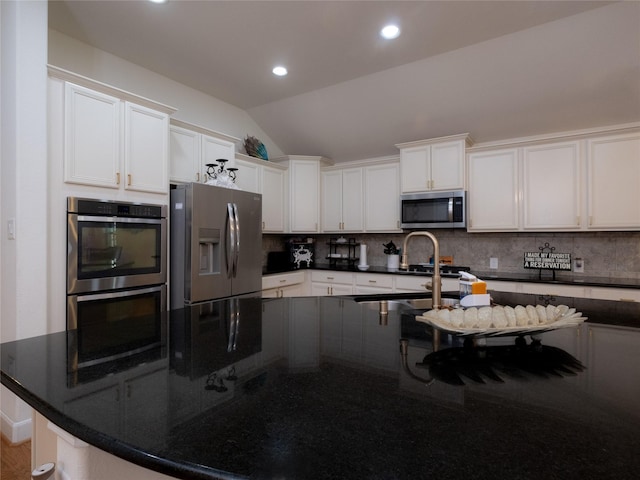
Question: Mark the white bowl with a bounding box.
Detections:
[357,264,369,271]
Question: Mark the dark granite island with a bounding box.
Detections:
[2,294,640,479]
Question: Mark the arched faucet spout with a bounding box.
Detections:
[399,231,441,310]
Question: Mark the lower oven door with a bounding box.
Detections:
[67,285,167,371]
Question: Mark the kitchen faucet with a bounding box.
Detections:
[399,231,442,310]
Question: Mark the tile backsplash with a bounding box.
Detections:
[264,231,640,280]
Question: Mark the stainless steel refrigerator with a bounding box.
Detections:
[170,183,262,307]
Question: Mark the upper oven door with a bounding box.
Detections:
[68,212,167,294]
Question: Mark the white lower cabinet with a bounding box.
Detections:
[394,275,458,294]
[262,271,307,298]
[486,279,639,302]
[354,273,393,295]
[310,271,353,296]
[584,287,640,302]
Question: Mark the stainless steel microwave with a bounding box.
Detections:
[400,190,466,229]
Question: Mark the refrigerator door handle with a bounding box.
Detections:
[226,203,236,279]
[232,203,240,277]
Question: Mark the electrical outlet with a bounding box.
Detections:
[574,257,584,273]
[489,257,498,269]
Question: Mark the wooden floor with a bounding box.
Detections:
[1,436,31,480]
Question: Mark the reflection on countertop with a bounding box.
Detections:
[2,294,640,479]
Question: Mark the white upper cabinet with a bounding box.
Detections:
[467,126,640,232]
[321,167,364,232]
[234,156,262,194]
[587,132,640,230]
[235,154,287,232]
[364,162,401,232]
[170,125,201,183]
[522,141,581,230]
[169,119,238,185]
[289,158,322,232]
[272,156,332,233]
[201,134,236,179]
[261,163,286,232]
[63,82,172,194]
[64,83,121,189]
[397,134,470,193]
[468,148,520,231]
[124,102,169,194]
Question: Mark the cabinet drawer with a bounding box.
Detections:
[586,287,640,302]
[262,271,305,290]
[394,275,432,292]
[310,271,353,285]
[519,282,585,298]
[355,273,393,289]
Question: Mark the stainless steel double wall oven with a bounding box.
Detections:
[66,197,167,370]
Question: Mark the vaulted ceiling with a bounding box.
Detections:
[49,1,640,162]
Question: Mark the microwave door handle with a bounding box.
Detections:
[448,197,454,222]
[226,203,235,279]
[232,203,240,277]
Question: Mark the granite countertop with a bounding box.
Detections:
[2,294,640,479]
[264,263,640,289]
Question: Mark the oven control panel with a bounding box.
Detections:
[68,197,166,218]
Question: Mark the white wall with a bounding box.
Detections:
[1,0,49,444]
[48,29,284,159]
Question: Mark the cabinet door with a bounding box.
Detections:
[430,140,465,191]
[523,142,581,229]
[234,158,261,193]
[400,145,430,193]
[467,149,520,231]
[289,160,320,232]
[201,134,235,180]
[170,125,200,183]
[364,163,401,232]
[342,167,364,231]
[124,102,169,194]
[587,133,640,229]
[262,165,286,232]
[321,170,344,232]
[311,282,353,296]
[64,83,121,188]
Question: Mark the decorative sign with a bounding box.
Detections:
[524,251,572,270]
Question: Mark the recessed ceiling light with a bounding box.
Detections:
[381,24,400,40]
[148,0,168,4]
[272,66,288,77]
